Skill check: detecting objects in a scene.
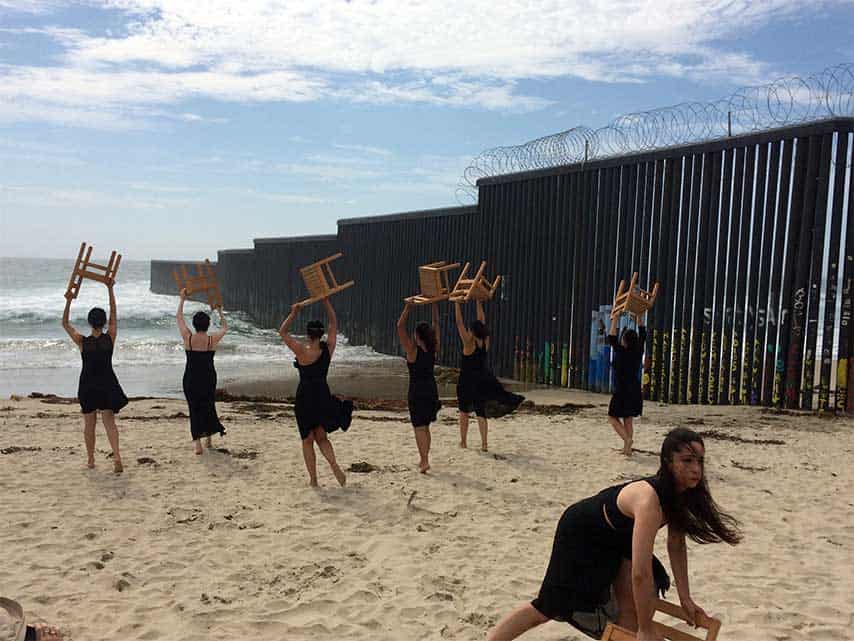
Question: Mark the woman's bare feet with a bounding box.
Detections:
[459,441,467,449]
[31,622,64,641]
[419,460,430,474]
[332,466,347,487]
[113,459,124,474]
[86,459,95,469]
[194,440,203,455]
[481,445,489,452]
[309,478,319,487]
[621,439,633,456]
[204,436,212,448]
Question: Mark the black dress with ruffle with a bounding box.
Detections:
[456,344,524,418]
[78,333,128,414]
[294,341,353,440]
[182,335,226,441]
[531,476,671,638]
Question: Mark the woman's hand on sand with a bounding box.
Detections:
[679,596,708,627]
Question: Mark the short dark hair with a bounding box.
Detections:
[192,311,210,332]
[306,320,324,340]
[87,307,107,329]
[471,319,490,340]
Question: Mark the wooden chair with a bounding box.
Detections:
[64,242,122,300]
[297,253,355,306]
[610,272,660,319]
[173,259,223,309]
[600,599,721,641]
[449,261,502,302]
[404,261,460,304]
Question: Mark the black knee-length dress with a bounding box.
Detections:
[183,334,225,441]
[457,344,524,418]
[78,333,128,414]
[531,476,671,638]
[607,326,646,418]
[407,347,441,427]
[294,341,353,440]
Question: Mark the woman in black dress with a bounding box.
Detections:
[454,299,524,452]
[177,289,228,455]
[607,311,646,456]
[397,301,441,473]
[486,428,742,641]
[61,280,127,473]
[279,298,352,487]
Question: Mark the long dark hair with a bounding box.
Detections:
[415,321,438,354]
[656,428,742,545]
[471,319,490,340]
[622,328,639,351]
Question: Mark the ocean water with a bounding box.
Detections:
[0,257,396,399]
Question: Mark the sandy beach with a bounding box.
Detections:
[1,389,852,641]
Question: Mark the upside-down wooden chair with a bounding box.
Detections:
[600,599,721,641]
[297,253,355,306]
[173,259,223,309]
[610,271,660,319]
[448,261,502,302]
[64,242,122,300]
[404,261,460,304]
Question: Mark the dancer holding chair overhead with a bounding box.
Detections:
[177,288,228,456]
[607,311,646,457]
[61,279,127,473]
[397,301,442,473]
[280,297,353,487]
[454,298,524,452]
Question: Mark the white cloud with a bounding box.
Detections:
[3,0,845,128]
[1,183,194,210]
[333,143,393,157]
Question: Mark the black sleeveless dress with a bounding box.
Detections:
[78,333,128,414]
[183,334,225,441]
[407,347,441,428]
[294,341,354,440]
[531,476,671,638]
[456,344,524,418]
[607,326,646,418]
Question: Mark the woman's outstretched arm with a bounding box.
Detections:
[397,302,416,360]
[61,293,82,347]
[432,302,440,354]
[323,297,338,357]
[279,303,305,358]
[454,301,468,343]
[210,306,228,348]
[177,289,191,341]
[667,525,708,627]
[630,490,665,641]
[107,280,118,341]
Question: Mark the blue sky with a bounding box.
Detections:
[1,1,852,260]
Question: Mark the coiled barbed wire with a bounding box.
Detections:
[457,62,854,203]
